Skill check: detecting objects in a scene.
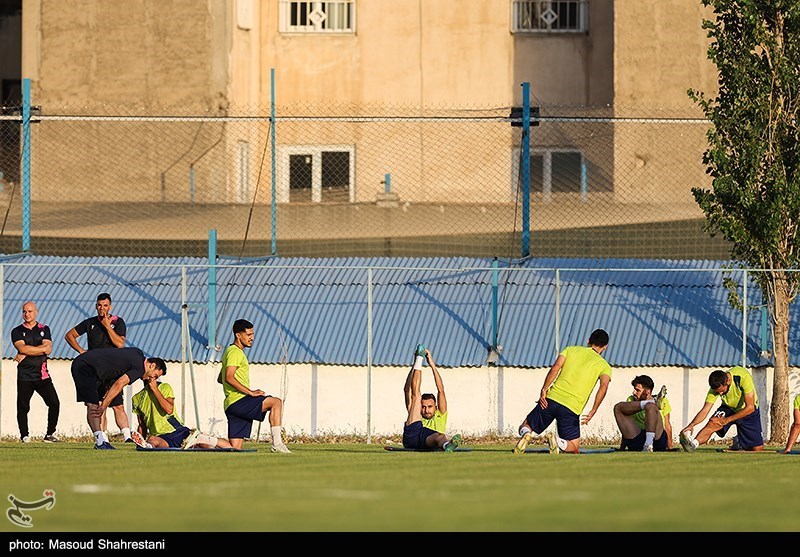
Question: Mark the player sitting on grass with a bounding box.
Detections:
[132,372,233,450]
[402,345,462,452]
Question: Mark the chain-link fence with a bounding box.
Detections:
[0,102,732,260]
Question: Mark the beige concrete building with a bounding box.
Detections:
[0,1,723,258]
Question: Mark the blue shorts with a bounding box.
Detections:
[159,424,191,448]
[525,398,580,441]
[225,395,268,439]
[402,420,438,450]
[712,405,764,449]
[620,429,669,451]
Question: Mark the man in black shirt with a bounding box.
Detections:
[71,346,167,449]
[11,301,60,443]
[64,292,132,443]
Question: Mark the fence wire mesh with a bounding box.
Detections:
[0,102,732,260]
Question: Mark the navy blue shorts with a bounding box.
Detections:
[159,424,191,448]
[620,429,669,451]
[225,395,268,439]
[402,420,438,450]
[712,405,764,448]
[525,398,580,441]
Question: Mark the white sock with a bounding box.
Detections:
[102,431,110,443]
[555,435,568,452]
[640,400,654,409]
[121,427,131,439]
[93,431,104,446]
[519,426,532,437]
[197,433,218,448]
[271,426,284,446]
[645,431,655,446]
[413,355,424,370]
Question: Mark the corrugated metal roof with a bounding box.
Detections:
[0,254,784,368]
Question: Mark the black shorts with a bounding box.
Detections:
[71,358,101,404]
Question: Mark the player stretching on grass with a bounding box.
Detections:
[219,319,291,453]
[403,346,449,434]
[680,367,764,452]
[514,328,611,454]
[614,374,671,452]
[131,372,233,450]
[402,345,462,451]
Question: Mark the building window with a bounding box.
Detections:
[278,145,355,203]
[511,1,589,33]
[279,1,356,34]
[513,148,586,200]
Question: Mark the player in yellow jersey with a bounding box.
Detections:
[218,319,290,453]
[514,329,611,454]
[402,344,462,452]
[614,374,672,452]
[403,347,448,434]
[680,367,763,452]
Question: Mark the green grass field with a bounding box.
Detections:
[2,440,798,533]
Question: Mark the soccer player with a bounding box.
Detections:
[614,374,672,452]
[402,345,463,451]
[403,346,448,434]
[70,346,167,449]
[513,328,612,454]
[219,319,291,453]
[131,372,233,450]
[780,393,800,453]
[679,366,764,452]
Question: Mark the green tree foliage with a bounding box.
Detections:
[690,0,800,442]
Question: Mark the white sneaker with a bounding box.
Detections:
[642,444,654,452]
[270,443,292,453]
[21,435,31,443]
[130,431,152,449]
[679,432,697,452]
[513,432,532,454]
[182,430,201,450]
[545,431,560,454]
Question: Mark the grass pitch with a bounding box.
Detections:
[2,440,797,533]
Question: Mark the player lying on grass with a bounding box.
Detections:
[402,345,462,451]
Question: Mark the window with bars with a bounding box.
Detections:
[278,145,355,203]
[513,148,587,199]
[511,0,589,33]
[279,1,355,34]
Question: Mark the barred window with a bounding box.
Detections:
[511,0,589,33]
[278,146,355,203]
[513,148,586,199]
[279,1,356,34]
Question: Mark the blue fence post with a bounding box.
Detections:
[21,78,32,252]
[521,82,530,258]
[491,258,499,349]
[581,159,587,204]
[384,173,391,193]
[208,229,217,348]
[270,68,278,256]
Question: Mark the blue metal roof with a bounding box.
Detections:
[0,254,786,368]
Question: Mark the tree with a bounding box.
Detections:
[690,1,800,442]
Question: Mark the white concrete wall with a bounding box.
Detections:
[3,358,796,443]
